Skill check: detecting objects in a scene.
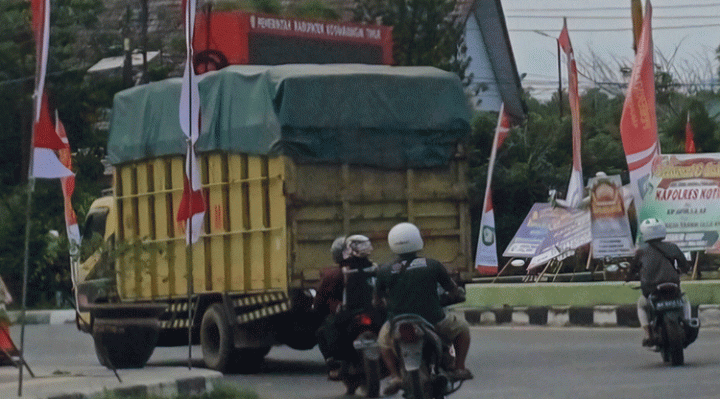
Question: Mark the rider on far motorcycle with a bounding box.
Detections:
[625,218,692,347]
[315,235,379,380]
[375,222,473,396]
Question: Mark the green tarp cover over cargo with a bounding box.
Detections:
[108,64,472,168]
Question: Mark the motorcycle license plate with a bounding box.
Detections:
[400,341,423,371]
[354,338,380,360]
[654,299,683,310]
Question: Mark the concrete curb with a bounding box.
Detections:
[45,374,223,399]
[13,306,720,328]
[449,304,718,327]
[8,309,77,325]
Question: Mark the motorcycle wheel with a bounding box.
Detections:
[362,357,381,398]
[663,314,685,366]
[407,369,430,399]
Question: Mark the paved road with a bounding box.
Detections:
[11,324,720,399]
[227,327,720,399]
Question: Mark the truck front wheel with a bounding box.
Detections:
[200,304,233,371]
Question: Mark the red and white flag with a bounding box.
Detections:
[685,112,696,153]
[620,0,659,214]
[32,94,74,179]
[31,0,72,179]
[475,104,511,275]
[558,19,584,208]
[176,0,205,245]
[55,116,81,254]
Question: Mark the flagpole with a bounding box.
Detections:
[186,142,194,371]
[185,0,194,370]
[20,0,52,393]
[19,174,34,397]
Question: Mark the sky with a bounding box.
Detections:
[501,0,720,99]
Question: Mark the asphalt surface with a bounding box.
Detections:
[4,306,720,399]
[0,310,221,399]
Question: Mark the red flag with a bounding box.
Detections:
[558,19,584,208]
[685,112,696,153]
[620,1,659,213]
[475,104,511,275]
[56,118,80,240]
[176,0,205,245]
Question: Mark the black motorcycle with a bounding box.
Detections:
[389,313,463,399]
[647,282,699,366]
[335,308,385,397]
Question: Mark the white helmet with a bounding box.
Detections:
[343,235,373,259]
[331,236,347,264]
[640,218,666,241]
[388,222,424,255]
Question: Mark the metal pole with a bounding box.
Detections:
[18,177,34,397]
[557,38,562,118]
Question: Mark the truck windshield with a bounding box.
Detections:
[80,208,108,262]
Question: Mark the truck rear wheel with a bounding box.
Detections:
[92,317,159,369]
[200,304,233,371]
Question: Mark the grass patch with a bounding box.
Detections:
[90,383,259,399]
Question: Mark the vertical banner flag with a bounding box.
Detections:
[31,0,72,179]
[475,104,511,274]
[558,19,583,208]
[177,0,205,245]
[685,112,696,153]
[56,116,81,287]
[620,0,659,216]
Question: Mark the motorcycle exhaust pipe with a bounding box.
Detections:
[688,318,700,328]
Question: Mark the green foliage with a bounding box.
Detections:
[288,0,340,20]
[250,0,283,14]
[352,0,467,75]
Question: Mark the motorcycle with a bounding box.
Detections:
[389,313,462,399]
[646,282,700,366]
[335,308,385,397]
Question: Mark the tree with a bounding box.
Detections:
[352,0,468,76]
[0,0,110,307]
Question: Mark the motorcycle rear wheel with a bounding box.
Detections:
[363,357,381,398]
[407,369,430,399]
[663,314,685,366]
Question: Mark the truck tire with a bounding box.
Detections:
[92,318,159,369]
[201,303,233,371]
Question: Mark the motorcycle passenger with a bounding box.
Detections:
[626,218,691,347]
[376,222,473,396]
[315,236,347,380]
[316,235,378,380]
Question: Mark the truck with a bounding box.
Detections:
[76,63,473,372]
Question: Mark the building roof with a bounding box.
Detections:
[463,0,526,122]
[87,51,160,73]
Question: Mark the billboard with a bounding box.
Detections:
[589,174,635,258]
[191,11,394,72]
[503,203,591,270]
[639,154,720,251]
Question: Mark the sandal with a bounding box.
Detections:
[451,368,474,381]
[383,377,403,396]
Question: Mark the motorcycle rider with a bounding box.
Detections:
[315,235,378,380]
[626,218,691,346]
[375,222,473,396]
